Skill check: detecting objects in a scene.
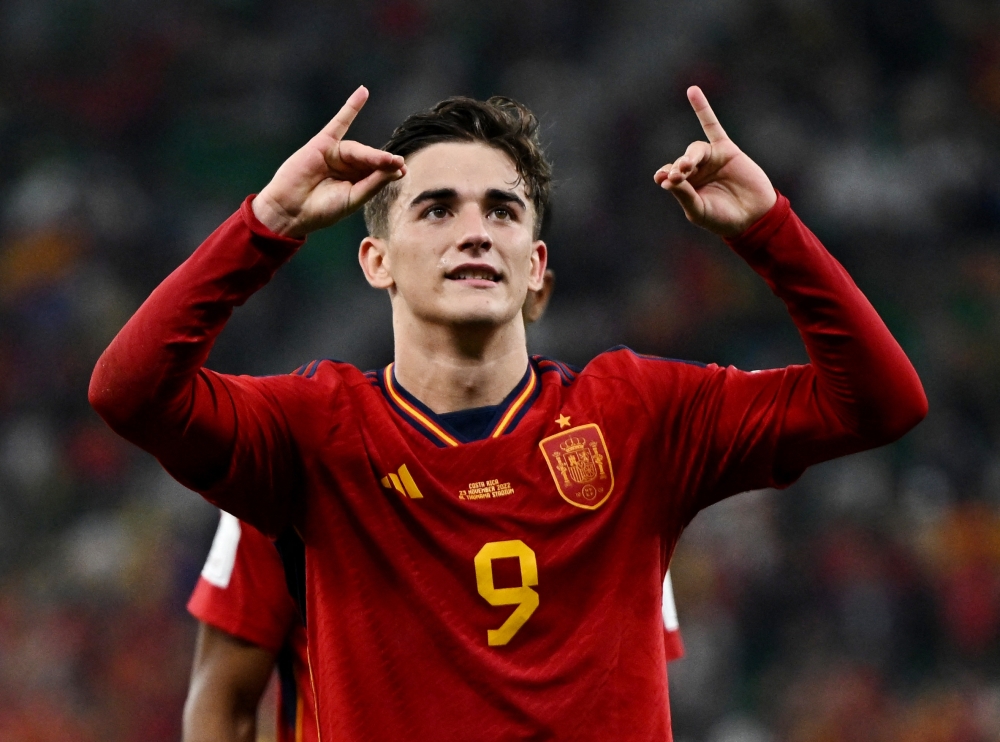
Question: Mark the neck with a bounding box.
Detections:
[392,312,529,414]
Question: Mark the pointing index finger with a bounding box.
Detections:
[323,85,369,140]
[687,86,728,143]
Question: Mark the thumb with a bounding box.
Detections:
[663,180,703,222]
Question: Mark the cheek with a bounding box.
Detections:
[388,243,444,297]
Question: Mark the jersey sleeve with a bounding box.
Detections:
[188,512,297,654]
[88,197,343,535]
[619,194,926,518]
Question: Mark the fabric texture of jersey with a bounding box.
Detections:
[188,513,316,742]
[91,193,926,741]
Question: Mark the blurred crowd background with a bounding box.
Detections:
[1,0,999,739]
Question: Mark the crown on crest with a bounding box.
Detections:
[559,436,587,453]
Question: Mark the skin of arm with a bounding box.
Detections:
[182,623,277,742]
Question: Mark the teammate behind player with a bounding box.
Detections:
[183,515,307,742]
[91,87,926,740]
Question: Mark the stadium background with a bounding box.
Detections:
[1,0,999,739]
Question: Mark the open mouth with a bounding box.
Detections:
[445,267,502,283]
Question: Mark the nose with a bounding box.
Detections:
[456,207,492,253]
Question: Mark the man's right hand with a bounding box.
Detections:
[252,86,406,239]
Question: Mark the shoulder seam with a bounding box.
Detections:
[289,358,356,379]
[534,356,578,386]
[602,345,707,368]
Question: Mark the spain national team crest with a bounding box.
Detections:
[539,423,614,510]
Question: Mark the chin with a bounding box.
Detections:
[438,301,517,329]
[403,292,523,330]
[448,310,509,328]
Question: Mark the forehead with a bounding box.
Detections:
[394,141,527,205]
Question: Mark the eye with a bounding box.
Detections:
[491,206,514,220]
[424,205,449,220]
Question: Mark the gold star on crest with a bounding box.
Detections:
[556,414,571,428]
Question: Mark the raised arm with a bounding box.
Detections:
[654,88,926,493]
[88,88,404,526]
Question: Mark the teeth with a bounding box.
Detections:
[452,269,497,281]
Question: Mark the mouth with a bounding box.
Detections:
[445,266,502,285]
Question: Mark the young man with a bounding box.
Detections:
[90,86,926,740]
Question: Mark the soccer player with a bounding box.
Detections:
[89,86,926,740]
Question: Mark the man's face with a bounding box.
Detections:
[360,141,546,330]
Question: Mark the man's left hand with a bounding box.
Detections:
[654,86,777,238]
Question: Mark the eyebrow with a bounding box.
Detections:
[409,188,457,208]
[485,189,526,210]
[407,188,527,210]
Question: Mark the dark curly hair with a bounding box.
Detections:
[363,96,552,239]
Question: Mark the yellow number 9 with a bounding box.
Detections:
[474,540,539,647]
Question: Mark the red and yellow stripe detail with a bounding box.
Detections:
[384,363,461,447]
[383,363,537,446]
[489,366,537,438]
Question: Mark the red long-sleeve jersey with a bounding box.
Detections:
[188,513,683,742]
[90,194,925,741]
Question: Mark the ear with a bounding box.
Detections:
[526,240,547,293]
[359,236,394,289]
[523,268,555,325]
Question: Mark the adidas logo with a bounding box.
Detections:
[381,464,424,499]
